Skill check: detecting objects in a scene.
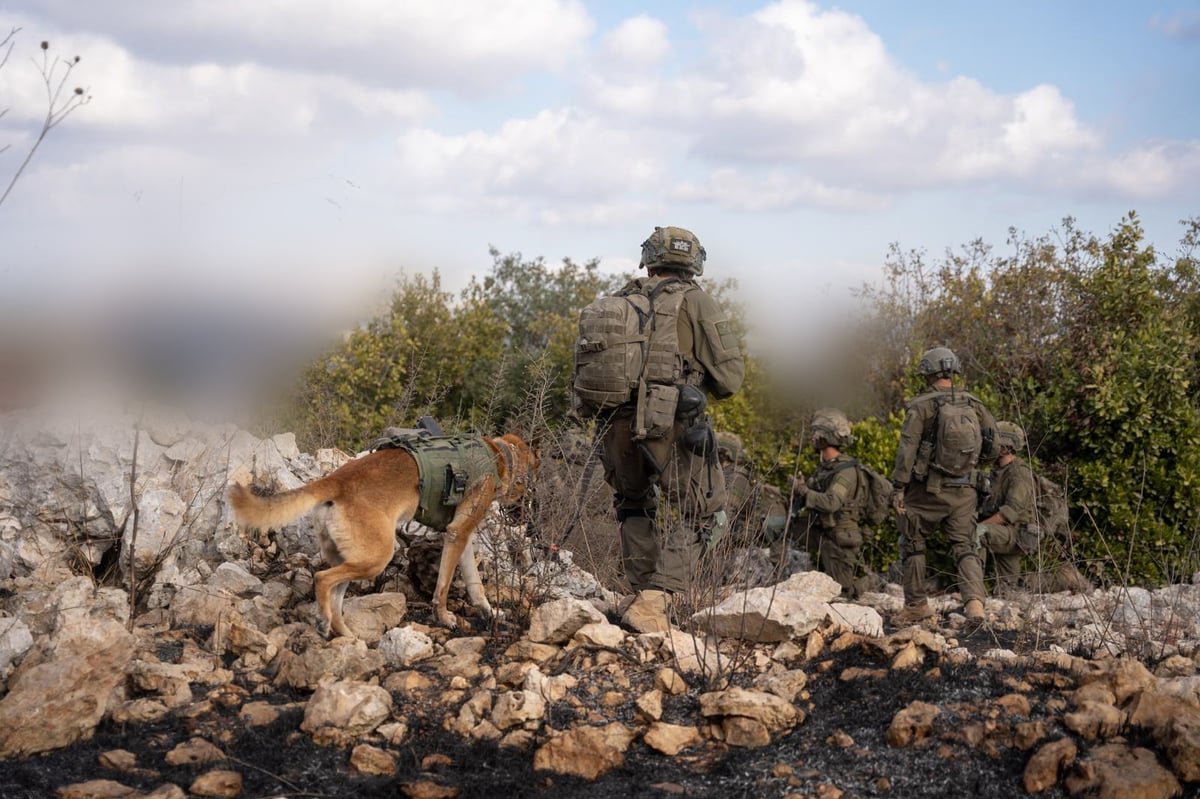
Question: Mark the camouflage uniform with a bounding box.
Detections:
[794,453,863,594]
[598,232,744,594]
[977,455,1035,591]
[719,434,785,545]
[892,384,998,609]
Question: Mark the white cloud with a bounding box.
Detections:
[1084,141,1200,199]
[582,0,1153,199]
[390,108,666,223]
[0,21,432,134]
[670,167,888,212]
[5,0,594,92]
[602,15,670,69]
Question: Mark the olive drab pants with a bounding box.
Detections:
[796,515,863,596]
[978,522,1022,591]
[599,407,726,594]
[899,481,985,606]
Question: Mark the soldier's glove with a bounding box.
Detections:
[790,474,808,497]
[700,511,728,555]
[973,523,988,553]
[891,484,907,516]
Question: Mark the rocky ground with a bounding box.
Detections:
[2,406,1200,799]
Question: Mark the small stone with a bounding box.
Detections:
[422,753,453,771]
[643,722,702,756]
[165,738,225,766]
[636,689,664,722]
[98,750,138,772]
[238,702,281,728]
[655,668,688,695]
[188,769,243,798]
[350,744,396,776]
[400,781,459,799]
[55,780,137,799]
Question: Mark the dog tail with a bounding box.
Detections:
[227,479,338,530]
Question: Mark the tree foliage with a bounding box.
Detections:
[857,213,1200,585]
[280,213,1200,587]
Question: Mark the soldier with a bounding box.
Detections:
[975,421,1035,594]
[717,431,786,545]
[890,346,998,625]
[978,422,1094,595]
[790,409,865,597]
[587,226,745,631]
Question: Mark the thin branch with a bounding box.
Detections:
[126,408,144,630]
[0,37,92,208]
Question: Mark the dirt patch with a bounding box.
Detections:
[0,634,1084,799]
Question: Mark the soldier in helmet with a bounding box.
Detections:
[890,346,998,626]
[591,226,745,632]
[718,431,786,545]
[977,422,1094,595]
[974,421,1035,594]
[788,408,865,597]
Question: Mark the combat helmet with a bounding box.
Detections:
[996,421,1026,453]
[811,408,854,448]
[640,226,706,275]
[916,346,961,379]
[716,431,744,462]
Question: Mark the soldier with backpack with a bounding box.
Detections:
[974,421,1036,594]
[976,422,1093,595]
[787,408,870,597]
[572,226,744,632]
[890,346,999,625]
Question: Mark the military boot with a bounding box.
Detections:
[964,598,985,622]
[893,602,935,626]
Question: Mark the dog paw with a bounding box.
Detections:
[315,618,331,638]
[435,610,461,629]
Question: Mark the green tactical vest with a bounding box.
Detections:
[370,432,499,531]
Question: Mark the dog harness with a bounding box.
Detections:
[369,431,499,530]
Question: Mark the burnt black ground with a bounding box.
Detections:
[0,629,1097,799]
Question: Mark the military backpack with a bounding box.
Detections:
[572,277,696,437]
[1032,472,1069,538]
[829,459,892,527]
[855,461,893,527]
[927,393,984,478]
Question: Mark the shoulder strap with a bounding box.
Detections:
[829,457,859,474]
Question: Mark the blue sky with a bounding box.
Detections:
[1,1,1197,345]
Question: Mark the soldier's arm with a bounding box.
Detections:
[687,291,744,398]
[997,465,1036,525]
[891,405,924,485]
[804,469,856,514]
[975,399,1000,464]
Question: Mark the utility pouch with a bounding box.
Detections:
[635,382,679,440]
[832,527,864,548]
[1017,523,1041,555]
[913,439,933,480]
[443,465,468,506]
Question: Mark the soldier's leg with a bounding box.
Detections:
[820,527,862,595]
[654,431,722,594]
[899,485,937,608]
[980,523,1021,591]
[600,411,660,592]
[944,486,986,604]
[801,516,824,571]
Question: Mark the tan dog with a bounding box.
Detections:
[228,433,535,637]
